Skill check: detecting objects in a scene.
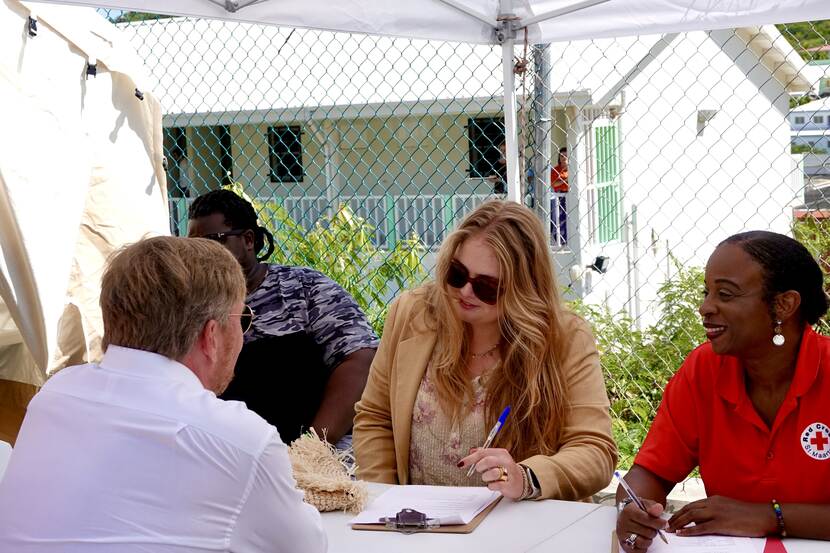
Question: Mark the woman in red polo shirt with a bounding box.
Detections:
[616,231,830,551]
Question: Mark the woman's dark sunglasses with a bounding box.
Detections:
[229,304,255,333]
[202,229,248,244]
[446,259,500,305]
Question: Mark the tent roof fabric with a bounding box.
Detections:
[26,1,830,45]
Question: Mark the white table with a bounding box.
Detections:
[526,503,829,553]
[322,484,829,553]
[322,483,608,553]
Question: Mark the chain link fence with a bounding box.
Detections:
[107,11,829,469]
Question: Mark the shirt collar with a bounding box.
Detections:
[99,345,204,388]
[717,324,821,404]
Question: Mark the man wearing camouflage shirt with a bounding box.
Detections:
[188,189,378,445]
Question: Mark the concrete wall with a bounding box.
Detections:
[228,113,504,199]
[186,126,225,196]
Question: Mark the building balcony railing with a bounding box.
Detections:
[169,192,570,250]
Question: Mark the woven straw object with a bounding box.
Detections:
[288,428,369,513]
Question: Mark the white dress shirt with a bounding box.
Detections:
[0,346,327,553]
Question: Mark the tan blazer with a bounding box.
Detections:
[353,290,618,501]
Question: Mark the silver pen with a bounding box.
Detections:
[466,406,511,477]
[615,471,669,544]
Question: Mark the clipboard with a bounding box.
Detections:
[351,495,502,534]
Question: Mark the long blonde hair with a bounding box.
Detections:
[422,200,568,461]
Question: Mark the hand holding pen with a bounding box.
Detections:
[466,406,511,477]
[615,471,669,548]
[457,407,527,499]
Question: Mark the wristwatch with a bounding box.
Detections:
[616,497,634,514]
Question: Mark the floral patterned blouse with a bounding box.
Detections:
[408,366,488,486]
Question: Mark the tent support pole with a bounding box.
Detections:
[498,13,520,203]
[532,44,552,240]
[434,0,494,27]
[518,0,610,29]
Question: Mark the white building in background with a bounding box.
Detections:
[124,18,810,324]
[790,97,830,151]
[790,96,830,179]
[808,59,830,98]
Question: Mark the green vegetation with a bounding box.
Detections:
[790,95,818,110]
[570,260,705,467]
[780,20,829,109]
[224,183,427,334]
[793,217,830,335]
[792,144,828,155]
[778,20,830,61]
[107,12,170,24]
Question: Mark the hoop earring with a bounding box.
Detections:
[772,320,785,347]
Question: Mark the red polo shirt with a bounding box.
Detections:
[635,325,830,504]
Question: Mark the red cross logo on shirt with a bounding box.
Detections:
[811,431,828,451]
[801,422,830,461]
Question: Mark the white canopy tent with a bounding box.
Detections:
[30,0,830,202]
[4,1,825,363]
[0,0,818,442]
[0,0,822,440]
[28,0,830,44]
[0,0,169,431]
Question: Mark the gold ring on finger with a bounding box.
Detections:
[496,465,509,482]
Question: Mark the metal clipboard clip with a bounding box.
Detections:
[379,508,440,534]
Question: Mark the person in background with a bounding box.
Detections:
[616,231,830,552]
[487,141,508,195]
[188,189,378,447]
[551,146,569,193]
[169,145,192,199]
[354,200,617,501]
[0,236,326,552]
[550,146,568,244]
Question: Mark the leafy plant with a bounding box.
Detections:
[223,183,427,334]
[793,216,830,336]
[570,259,705,468]
[108,11,171,23]
[777,20,830,61]
[792,144,828,155]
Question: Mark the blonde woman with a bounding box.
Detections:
[353,200,617,501]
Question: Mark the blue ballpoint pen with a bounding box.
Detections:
[615,471,669,544]
[466,406,511,477]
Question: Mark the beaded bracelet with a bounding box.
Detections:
[771,499,787,537]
